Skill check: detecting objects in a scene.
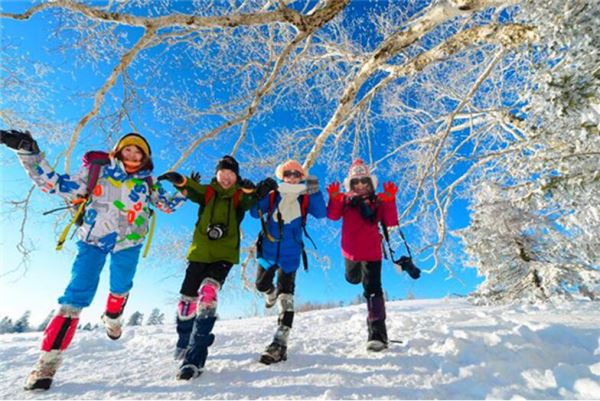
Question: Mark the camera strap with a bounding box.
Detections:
[208,194,232,228]
[381,224,413,260]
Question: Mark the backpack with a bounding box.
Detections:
[257,191,315,271]
[56,151,155,253]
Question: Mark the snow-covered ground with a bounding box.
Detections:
[1,298,599,400]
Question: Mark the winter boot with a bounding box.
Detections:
[263,287,278,309]
[176,315,217,380]
[102,292,128,340]
[366,294,388,352]
[260,293,293,365]
[175,295,198,360]
[24,351,63,391]
[260,325,289,365]
[24,306,80,391]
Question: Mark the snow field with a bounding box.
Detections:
[0,298,599,399]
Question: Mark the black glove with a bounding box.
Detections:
[397,256,421,280]
[239,178,256,191]
[255,177,278,199]
[304,175,320,195]
[190,171,201,183]
[157,171,185,186]
[0,129,40,154]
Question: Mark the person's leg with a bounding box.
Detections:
[178,261,232,380]
[260,269,296,364]
[175,261,207,359]
[344,258,362,284]
[26,242,106,391]
[58,241,108,308]
[25,305,81,391]
[362,261,387,350]
[103,244,142,340]
[255,264,278,308]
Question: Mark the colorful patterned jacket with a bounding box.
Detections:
[18,152,186,253]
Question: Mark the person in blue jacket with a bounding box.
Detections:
[250,159,326,364]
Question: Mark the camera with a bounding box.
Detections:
[206,224,228,240]
[395,256,421,280]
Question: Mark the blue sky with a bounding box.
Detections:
[0,1,483,327]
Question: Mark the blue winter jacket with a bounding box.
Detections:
[250,189,327,273]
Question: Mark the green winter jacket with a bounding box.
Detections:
[181,177,256,264]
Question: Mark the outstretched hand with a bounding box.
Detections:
[190,171,201,183]
[157,171,186,186]
[0,129,40,154]
[239,178,256,193]
[378,181,398,202]
[304,175,320,195]
[327,182,344,202]
[255,177,278,199]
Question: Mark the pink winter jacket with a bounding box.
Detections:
[327,193,399,262]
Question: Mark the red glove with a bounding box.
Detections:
[378,182,398,202]
[327,182,344,202]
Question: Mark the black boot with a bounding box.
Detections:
[176,315,216,380]
[260,341,288,365]
[174,317,194,360]
[367,319,388,351]
[366,294,388,352]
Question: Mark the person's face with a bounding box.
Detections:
[217,169,237,189]
[120,145,144,163]
[350,177,372,196]
[282,170,303,185]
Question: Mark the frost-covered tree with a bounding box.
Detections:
[0,317,14,334]
[13,311,31,333]
[458,0,600,303]
[460,184,600,304]
[146,308,165,326]
[127,311,144,326]
[0,0,597,304]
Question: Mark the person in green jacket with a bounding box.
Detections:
[158,155,276,380]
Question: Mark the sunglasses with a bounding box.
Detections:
[350,177,371,186]
[283,170,303,178]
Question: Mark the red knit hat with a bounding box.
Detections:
[343,159,377,191]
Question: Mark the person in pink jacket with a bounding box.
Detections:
[326,159,398,352]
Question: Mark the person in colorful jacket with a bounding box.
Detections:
[0,130,186,391]
[249,159,327,364]
[158,155,275,380]
[326,159,398,352]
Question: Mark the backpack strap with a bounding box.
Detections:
[300,194,310,225]
[257,191,281,243]
[233,189,241,209]
[204,186,215,206]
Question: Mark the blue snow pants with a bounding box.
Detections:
[58,241,142,308]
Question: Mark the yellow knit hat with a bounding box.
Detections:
[113,133,151,157]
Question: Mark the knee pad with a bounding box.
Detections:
[177,295,199,321]
[198,278,220,312]
[41,307,81,352]
[105,292,128,319]
[277,293,294,328]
